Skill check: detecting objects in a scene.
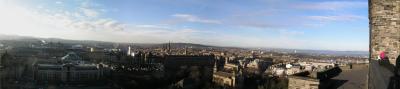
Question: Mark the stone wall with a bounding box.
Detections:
[370,0,400,65]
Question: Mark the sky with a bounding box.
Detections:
[0,0,368,51]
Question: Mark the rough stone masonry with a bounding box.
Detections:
[370,0,400,65]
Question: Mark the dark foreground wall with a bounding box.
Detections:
[369,0,400,88]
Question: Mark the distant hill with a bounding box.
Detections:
[154,43,216,48]
[0,34,368,57]
[258,48,368,57]
[0,34,38,41]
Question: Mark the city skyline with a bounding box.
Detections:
[0,0,368,51]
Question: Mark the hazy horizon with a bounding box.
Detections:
[0,34,369,53]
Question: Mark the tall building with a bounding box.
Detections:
[0,51,12,68]
[127,46,133,56]
[168,41,171,54]
[0,51,23,80]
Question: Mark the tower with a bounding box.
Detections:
[127,46,132,56]
[213,59,218,73]
[370,0,400,65]
[168,41,171,54]
[184,46,188,55]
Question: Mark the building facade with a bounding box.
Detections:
[34,64,102,82]
[33,52,104,83]
[212,58,243,88]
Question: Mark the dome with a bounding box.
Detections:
[61,52,82,63]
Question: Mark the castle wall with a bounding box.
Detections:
[370,0,400,65]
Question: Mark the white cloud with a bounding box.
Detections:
[171,14,221,24]
[294,1,367,11]
[279,30,304,37]
[308,15,365,22]
[232,20,286,29]
[56,1,63,4]
[0,1,124,35]
[0,1,209,44]
[80,7,99,18]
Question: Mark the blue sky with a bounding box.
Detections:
[0,0,368,51]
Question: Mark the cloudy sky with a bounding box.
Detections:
[0,0,368,51]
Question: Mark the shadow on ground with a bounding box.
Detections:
[319,79,348,89]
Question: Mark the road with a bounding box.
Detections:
[369,60,395,89]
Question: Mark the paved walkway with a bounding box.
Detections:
[332,64,368,89]
[369,60,394,89]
